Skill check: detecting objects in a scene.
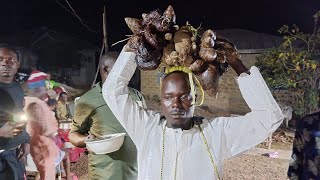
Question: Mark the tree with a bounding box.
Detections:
[255,11,320,117]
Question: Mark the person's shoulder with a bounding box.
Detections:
[10,81,20,86]
[206,116,225,126]
[297,112,320,131]
[76,86,105,110]
[78,87,101,103]
[10,81,23,90]
[301,112,320,122]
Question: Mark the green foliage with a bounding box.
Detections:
[255,11,320,117]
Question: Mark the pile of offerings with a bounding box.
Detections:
[124,5,240,97]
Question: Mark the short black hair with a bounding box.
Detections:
[47,99,57,106]
[0,44,20,61]
[99,51,119,67]
[162,71,191,90]
[162,71,199,93]
[59,92,67,97]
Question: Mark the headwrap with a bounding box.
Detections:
[26,70,47,89]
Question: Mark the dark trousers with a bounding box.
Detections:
[0,149,25,180]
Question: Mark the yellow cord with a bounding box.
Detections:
[160,124,166,180]
[188,73,196,105]
[160,122,221,180]
[198,124,221,180]
[193,76,204,106]
[165,66,192,74]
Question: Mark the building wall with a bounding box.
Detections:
[71,50,97,87]
[141,52,261,115]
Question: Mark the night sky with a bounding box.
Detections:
[1,0,319,49]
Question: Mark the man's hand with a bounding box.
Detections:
[85,131,96,141]
[224,46,248,75]
[0,122,27,138]
[219,38,249,76]
[17,143,30,160]
[68,132,90,148]
[84,132,96,153]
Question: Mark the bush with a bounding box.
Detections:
[255,11,320,117]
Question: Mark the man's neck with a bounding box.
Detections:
[166,118,194,130]
[0,77,13,84]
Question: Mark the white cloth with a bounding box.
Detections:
[25,150,65,172]
[102,47,284,180]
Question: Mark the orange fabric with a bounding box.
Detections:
[24,97,59,180]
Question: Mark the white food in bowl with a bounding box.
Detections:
[84,133,126,154]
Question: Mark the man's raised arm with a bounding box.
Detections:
[212,65,284,158]
[102,47,159,146]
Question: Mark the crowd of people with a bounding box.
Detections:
[0,40,319,180]
[0,44,77,180]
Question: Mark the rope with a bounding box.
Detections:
[160,121,221,180]
[198,124,221,180]
[160,124,166,180]
[188,73,196,105]
[193,76,205,106]
[174,153,179,180]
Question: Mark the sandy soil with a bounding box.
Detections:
[223,154,289,180]
[70,154,88,179]
[70,153,290,180]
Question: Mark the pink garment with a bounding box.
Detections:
[24,97,59,180]
[58,129,86,162]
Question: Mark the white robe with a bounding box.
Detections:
[102,47,284,180]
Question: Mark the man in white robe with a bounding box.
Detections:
[102,46,284,180]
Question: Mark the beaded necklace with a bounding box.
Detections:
[160,120,221,180]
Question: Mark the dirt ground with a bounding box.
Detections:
[70,155,88,180]
[70,153,290,180]
[223,154,289,180]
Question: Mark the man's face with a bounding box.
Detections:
[161,72,194,129]
[100,57,115,83]
[0,48,20,84]
[60,93,68,102]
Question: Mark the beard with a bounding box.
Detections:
[164,105,196,129]
[0,68,13,77]
[169,117,194,130]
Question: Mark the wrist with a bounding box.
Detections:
[228,59,249,76]
[76,136,87,148]
[69,132,87,148]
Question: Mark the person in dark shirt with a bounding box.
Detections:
[0,44,30,180]
[288,112,320,179]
